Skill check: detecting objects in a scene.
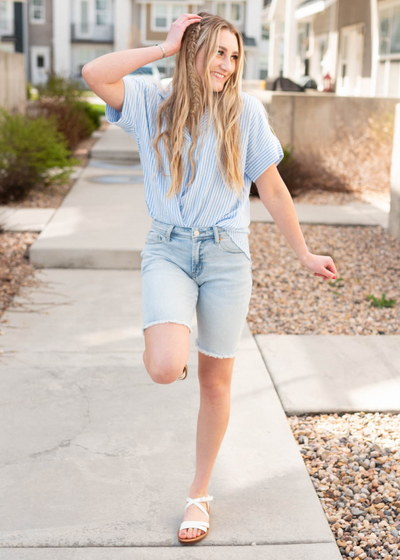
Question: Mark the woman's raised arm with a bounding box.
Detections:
[82,13,202,112]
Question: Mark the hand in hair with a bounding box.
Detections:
[163,14,202,57]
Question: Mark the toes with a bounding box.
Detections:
[179,529,187,538]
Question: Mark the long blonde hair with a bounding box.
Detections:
[150,12,246,200]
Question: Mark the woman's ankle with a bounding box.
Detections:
[188,485,209,497]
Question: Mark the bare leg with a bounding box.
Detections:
[142,322,191,384]
[179,351,235,540]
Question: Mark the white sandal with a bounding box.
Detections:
[177,495,213,544]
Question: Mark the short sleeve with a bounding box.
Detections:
[244,97,284,183]
[105,75,160,136]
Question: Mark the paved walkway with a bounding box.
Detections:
[0,269,340,558]
[0,123,398,558]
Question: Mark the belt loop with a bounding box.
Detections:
[165,224,174,242]
[213,226,220,244]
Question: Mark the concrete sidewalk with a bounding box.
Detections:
[0,269,341,558]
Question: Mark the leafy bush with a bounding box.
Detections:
[0,108,80,203]
[35,73,100,150]
[38,99,96,150]
[83,103,103,128]
[36,73,85,103]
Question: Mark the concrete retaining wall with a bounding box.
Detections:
[250,90,398,154]
[389,104,400,240]
[0,51,27,114]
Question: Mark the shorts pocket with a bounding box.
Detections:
[218,233,244,254]
[145,229,166,244]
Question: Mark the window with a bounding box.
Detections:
[37,55,44,68]
[214,2,243,24]
[172,3,185,22]
[152,4,186,31]
[230,3,241,21]
[96,0,109,26]
[0,1,13,34]
[30,0,45,23]
[261,24,269,41]
[81,1,89,33]
[379,5,400,56]
[216,3,225,16]
[154,4,167,27]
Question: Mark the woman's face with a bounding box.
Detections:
[195,28,239,92]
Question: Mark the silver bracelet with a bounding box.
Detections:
[155,43,165,59]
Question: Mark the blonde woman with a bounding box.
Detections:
[82,12,337,546]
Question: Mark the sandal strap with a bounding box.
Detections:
[179,520,209,531]
[185,495,213,517]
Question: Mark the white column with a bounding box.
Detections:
[370,0,379,97]
[327,0,339,79]
[268,19,281,78]
[114,0,132,51]
[53,0,71,77]
[283,0,297,78]
[389,104,400,240]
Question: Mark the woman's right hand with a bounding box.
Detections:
[162,14,202,57]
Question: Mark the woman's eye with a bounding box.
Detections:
[217,50,238,59]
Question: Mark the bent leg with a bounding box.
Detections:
[143,322,191,384]
[141,252,198,384]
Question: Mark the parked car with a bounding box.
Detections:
[129,63,162,83]
[160,77,173,89]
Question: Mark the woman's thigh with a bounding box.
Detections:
[195,239,253,359]
[141,237,198,366]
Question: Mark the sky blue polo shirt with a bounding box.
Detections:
[105,75,284,262]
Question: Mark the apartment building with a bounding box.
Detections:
[262,0,400,97]
[1,0,262,85]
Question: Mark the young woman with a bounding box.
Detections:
[82,12,337,546]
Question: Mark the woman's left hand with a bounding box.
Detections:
[301,252,337,281]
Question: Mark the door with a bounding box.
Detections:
[337,24,364,95]
[30,46,50,85]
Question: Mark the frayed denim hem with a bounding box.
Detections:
[195,338,236,359]
[142,320,192,335]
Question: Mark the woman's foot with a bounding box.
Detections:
[178,493,210,540]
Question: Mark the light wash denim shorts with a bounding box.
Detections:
[140,218,253,359]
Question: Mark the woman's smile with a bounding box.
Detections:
[212,71,227,80]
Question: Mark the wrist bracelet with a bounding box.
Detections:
[155,43,165,59]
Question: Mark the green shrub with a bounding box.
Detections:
[35,73,100,150]
[38,99,96,150]
[83,103,103,128]
[0,108,80,203]
[36,73,85,103]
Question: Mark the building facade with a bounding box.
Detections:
[1,0,262,85]
[263,0,400,97]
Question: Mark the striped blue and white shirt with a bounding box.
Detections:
[105,75,284,262]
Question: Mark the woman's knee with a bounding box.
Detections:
[143,350,185,384]
[143,322,190,383]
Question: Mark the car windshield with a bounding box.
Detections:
[131,67,153,75]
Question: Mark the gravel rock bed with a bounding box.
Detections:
[288,412,400,560]
[247,222,400,335]
[0,232,42,322]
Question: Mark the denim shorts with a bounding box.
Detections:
[140,218,253,359]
